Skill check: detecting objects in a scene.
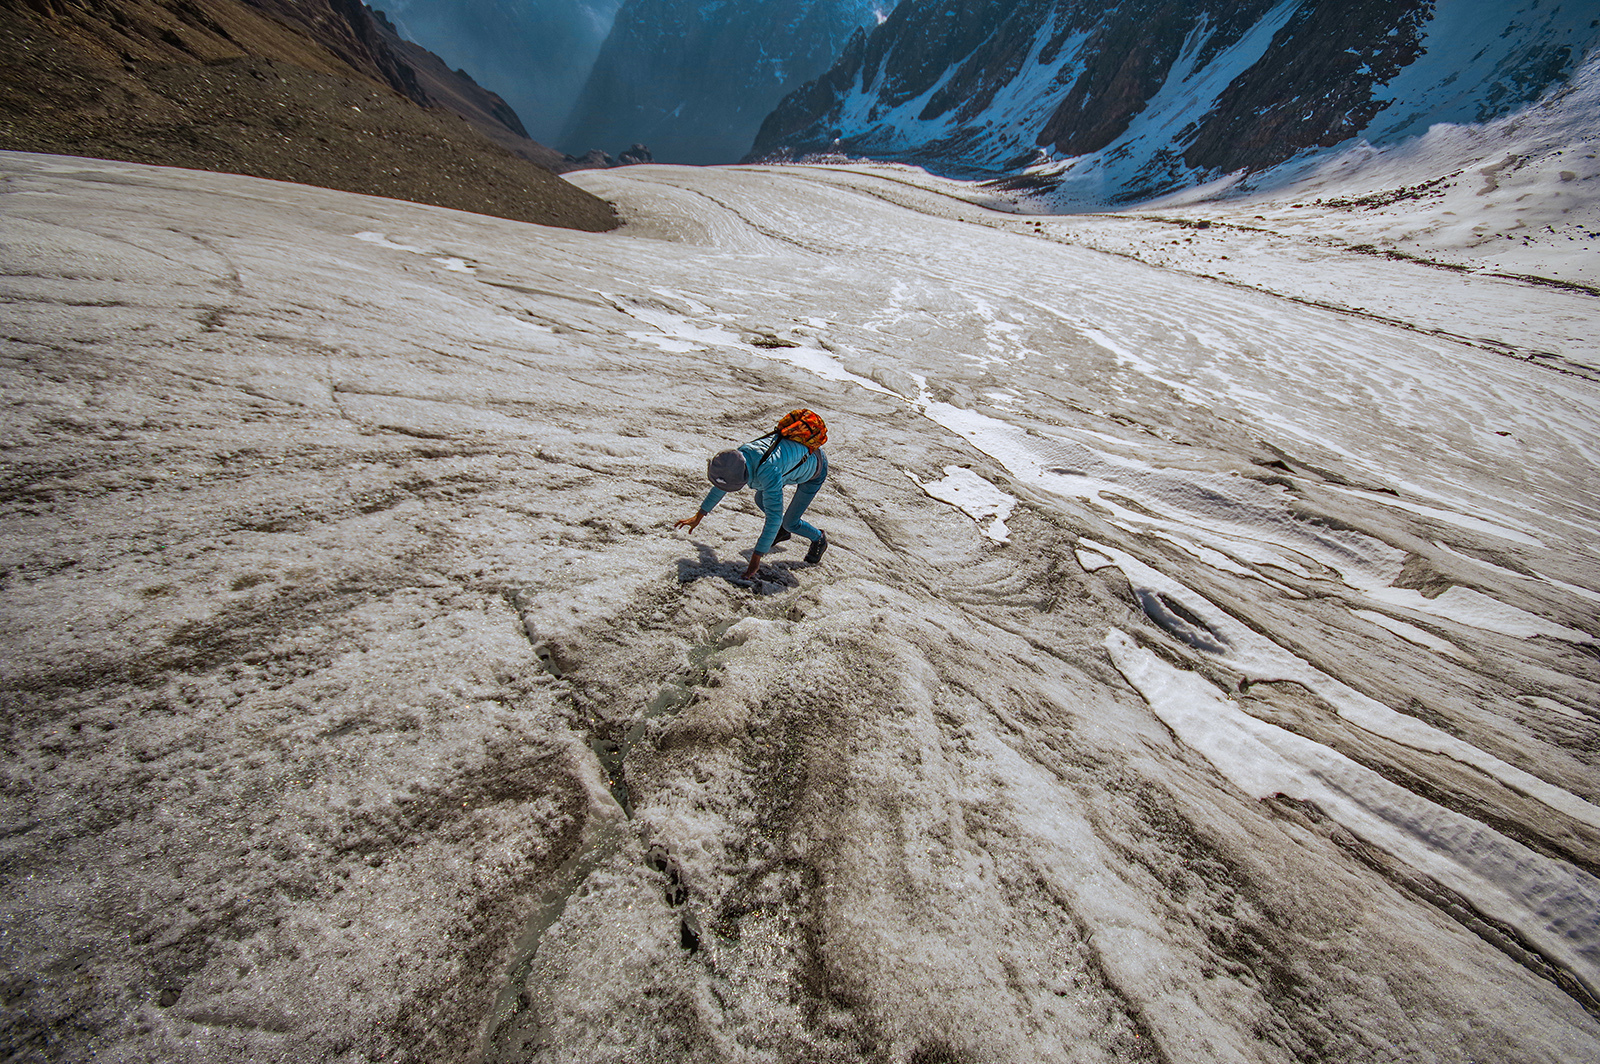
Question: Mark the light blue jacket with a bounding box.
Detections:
[700,437,828,553]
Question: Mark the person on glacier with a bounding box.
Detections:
[675,408,830,581]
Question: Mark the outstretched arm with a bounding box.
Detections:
[679,485,728,531]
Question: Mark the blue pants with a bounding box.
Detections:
[755,491,821,543]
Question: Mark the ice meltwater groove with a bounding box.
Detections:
[1105,629,1600,1010]
[486,593,760,1055]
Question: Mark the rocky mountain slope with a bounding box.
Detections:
[563,0,883,164]
[750,0,1600,206]
[0,0,618,229]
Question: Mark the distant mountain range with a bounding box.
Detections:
[11,0,1595,220]
[564,0,885,164]
[749,0,1600,207]
[0,0,623,229]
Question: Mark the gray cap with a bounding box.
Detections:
[708,449,748,491]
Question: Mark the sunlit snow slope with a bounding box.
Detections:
[2,149,1598,1063]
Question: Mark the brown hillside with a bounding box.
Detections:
[0,0,618,231]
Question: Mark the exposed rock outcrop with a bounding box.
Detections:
[616,142,652,166]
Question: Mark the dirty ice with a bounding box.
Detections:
[1,121,1598,1064]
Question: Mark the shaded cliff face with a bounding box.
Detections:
[750,0,1599,205]
[0,0,618,228]
[562,0,882,164]
[364,5,573,171]
[378,0,624,145]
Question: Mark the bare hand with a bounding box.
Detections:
[675,511,705,531]
[742,551,764,581]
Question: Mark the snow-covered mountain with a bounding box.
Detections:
[751,0,1600,206]
[563,0,887,163]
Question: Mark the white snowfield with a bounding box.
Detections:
[2,140,1598,1064]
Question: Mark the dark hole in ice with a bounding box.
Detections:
[646,844,687,907]
[1135,589,1229,654]
[158,988,180,1007]
[679,913,700,953]
[533,644,563,678]
[1159,594,1208,629]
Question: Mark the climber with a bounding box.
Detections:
[675,408,830,581]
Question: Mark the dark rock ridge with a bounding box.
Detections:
[749,0,1600,204]
[366,7,651,174]
[366,0,624,146]
[248,0,430,100]
[0,0,623,229]
[365,4,559,169]
[562,0,882,164]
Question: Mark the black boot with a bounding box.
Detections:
[804,531,828,564]
[773,528,792,544]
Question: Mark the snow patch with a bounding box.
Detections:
[1366,584,1593,643]
[1107,628,1600,1005]
[1084,538,1600,831]
[1351,608,1468,659]
[910,466,1016,543]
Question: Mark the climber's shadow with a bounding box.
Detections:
[676,542,801,592]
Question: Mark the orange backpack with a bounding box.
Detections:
[774,408,827,447]
[754,409,827,474]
